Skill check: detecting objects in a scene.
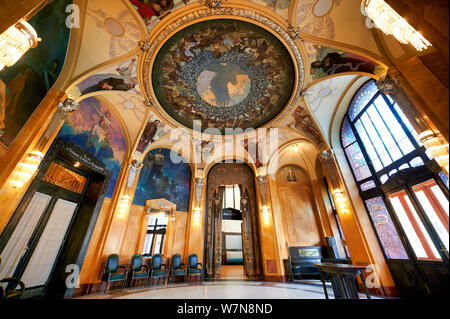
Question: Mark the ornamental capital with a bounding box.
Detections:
[376,74,399,95]
[57,99,79,115]
[318,150,333,163]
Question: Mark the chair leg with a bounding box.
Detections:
[104,281,108,294]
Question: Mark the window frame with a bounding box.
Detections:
[341,80,449,262]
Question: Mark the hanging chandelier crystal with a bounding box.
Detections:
[0,20,41,71]
[362,0,432,51]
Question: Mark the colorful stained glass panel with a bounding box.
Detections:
[341,117,356,148]
[349,80,378,121]
[365,197,408,259]
[360,180,376,191]
[344,142,372,181]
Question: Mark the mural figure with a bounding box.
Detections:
[130,0,174,20]
[78,58,139,95]
[0,0,72,147]
[286,105,323,145]
[306,43,382,81]
[311,52,375,76]
[57,97,126,198]
[134,148,191,211]
[137,119,161,153]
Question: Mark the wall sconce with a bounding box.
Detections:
[117,195,130,218]
[419,130,449,175]
[333,190,350,215]
[11,151,44,188]
[193,208,201,226]
[261,206,271,225]
[0,20,41,71]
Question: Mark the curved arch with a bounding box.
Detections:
[267,138,319,181]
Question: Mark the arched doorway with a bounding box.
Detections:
[204,163,263,280]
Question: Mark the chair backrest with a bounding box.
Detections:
[188,254,198,269]
[171,254,182,269]
[105,254,120,273]
[152,254,163,270]
[131,254,143,271]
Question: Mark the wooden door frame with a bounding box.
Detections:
[0,139,111,299]
[203,162,263,280]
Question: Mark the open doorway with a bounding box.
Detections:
[221,185,245,280]
[205,163,262,280]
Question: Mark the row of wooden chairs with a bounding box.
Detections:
[101,253,203,293]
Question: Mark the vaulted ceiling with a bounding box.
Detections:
[53,0,418,171]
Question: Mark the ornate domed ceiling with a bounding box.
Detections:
[150,19,296,133]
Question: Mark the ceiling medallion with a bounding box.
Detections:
[141,8,305,135]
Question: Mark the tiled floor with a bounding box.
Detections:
[76,280,347,300]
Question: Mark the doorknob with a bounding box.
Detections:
[21,246,30,258]
[439,243,449,259]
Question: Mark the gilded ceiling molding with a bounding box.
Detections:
[140,5,306,135]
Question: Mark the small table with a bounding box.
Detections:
[313,263,371,299]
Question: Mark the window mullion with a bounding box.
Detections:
[355,117,384,169]
[383,95,422,151]
[373,101,406,156]
[365,110,395,163]
[348,117,379,186]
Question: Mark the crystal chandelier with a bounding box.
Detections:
[0,20,41,71]
[362,0,432,51]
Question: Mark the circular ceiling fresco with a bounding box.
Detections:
[151,19,296,133]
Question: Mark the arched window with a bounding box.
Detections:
[341,80,449,296]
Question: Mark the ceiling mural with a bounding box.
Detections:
[304,42,386,81]
[73,0,142,78]
[129,0,192,33]
[76,57,141,96]
[305,74,358,137]
[296,0,382,58]
[100,93,147,144]
[279,103,325,147]
[151,19,296,133]
[247,0,292,19]
[296,0,342,40]
[135,113,168,156]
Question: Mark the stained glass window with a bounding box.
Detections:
[341,117,356,148]
[365,197,409,259]
[361,180,376,191]
[344,142,372,181]
[348,80,378,121]
[342,79,450,267]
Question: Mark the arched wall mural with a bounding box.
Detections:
[0,0,73,147]
[56,97,127,198]
[133,148,191,211]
